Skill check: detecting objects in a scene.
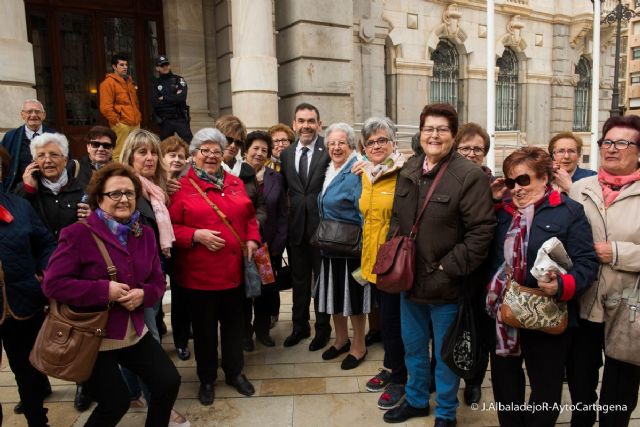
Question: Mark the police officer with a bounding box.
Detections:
[151,56,193,141]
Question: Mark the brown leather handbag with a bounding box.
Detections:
[29,227,114,382]
[372,159,449,293]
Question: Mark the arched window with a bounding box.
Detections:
[496,48,519,131]
[573,56,591,132]
[430,40,459,108]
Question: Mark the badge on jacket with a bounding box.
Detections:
[157,85,163,91]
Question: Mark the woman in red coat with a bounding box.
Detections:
[169,127,261,406]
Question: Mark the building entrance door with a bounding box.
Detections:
[25,0,164,157]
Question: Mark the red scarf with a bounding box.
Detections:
[0,204,13,223]
[598,168,640,207]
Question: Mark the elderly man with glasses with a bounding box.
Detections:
[0,99,56,192]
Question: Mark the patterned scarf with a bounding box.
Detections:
[486,194,546,356]
[96,208,142,246]
[598,168,640,207]
[363,151,406,184]
[191,160,225,190]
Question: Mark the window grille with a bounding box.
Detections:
[573,57,591,132]
[430,40,459,109]
[496,48,519,131]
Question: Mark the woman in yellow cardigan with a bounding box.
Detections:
[358,116,407,411]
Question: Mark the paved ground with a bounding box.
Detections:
[2,289,639,426]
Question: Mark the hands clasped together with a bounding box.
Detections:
[108,281,144,311]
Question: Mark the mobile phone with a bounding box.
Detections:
[31,168,41,179]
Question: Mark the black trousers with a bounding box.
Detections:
[0,311,48,427]
[567,319,640,427]
[378,289,407,384]
[159,118,192,142]
[84,333,180,427]
[169,277,192,349]
[186,286,245,384]
[490,328,570,427]
[289,240,331,336]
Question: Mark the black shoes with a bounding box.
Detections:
[308,333,330,351]
[283,329,310,347]
[176,347,191,361]
[341,351,367,370]
[198,383,215,406]
[463,384,481,406]
[74,384,91,412]
[383,401,430,423]
[365,329,382,346]
[434,418,457,427]
[225,374,255,396]
[242,338,255,352]
[256,334,276,347]
[321,340,351,360]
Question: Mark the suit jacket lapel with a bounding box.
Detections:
[284,145,304,192]
[263,168,275,200]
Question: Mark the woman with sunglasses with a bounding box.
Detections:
[76,126,117,188]
[568,115,640,427]
[488,146,598,427]
[548,132,596,194]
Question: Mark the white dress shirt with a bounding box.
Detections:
[25,125,44,141]
[294,137,318,174]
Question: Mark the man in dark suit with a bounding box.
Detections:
[279,102,332,351]
[0,99,55,192]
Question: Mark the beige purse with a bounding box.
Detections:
[603,275,640,366]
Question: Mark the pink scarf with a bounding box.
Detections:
[138,175,175,256]
[598,168,640,207]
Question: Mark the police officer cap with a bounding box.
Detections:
[156,56,170,66]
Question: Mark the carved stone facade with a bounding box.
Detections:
[1,0,616,156]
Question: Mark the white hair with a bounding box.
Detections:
[189,128,227,155]
[21,99,45,113]
[325,123,357,150]
[30,133,69,158]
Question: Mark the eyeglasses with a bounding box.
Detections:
[197,148,223,158]
[421,126,451,135]
[89,140,115,150]
[327,140,349,148]
[35,152,63,161]
[272,139,291,146]
[22,109,45,115]
[598,139,638,150]
[458,146,485,155]
[504,174,531,189]
[101,190,136,201]
[225,136,243,146]
[553,149,578,156]
[364,137,391,148]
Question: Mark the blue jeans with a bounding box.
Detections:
[400,296,459,420]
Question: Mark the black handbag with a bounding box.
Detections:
[440,288,488,380]
[310,219,362,257]
[276,258,292,291]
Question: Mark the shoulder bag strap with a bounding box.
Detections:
[409,158,450,238]
[188,177,246,250]
[80,221,118,281]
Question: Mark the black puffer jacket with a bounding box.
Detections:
[387,151,496,304]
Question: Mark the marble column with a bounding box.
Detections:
[230,0,278,129]
[163,0,211,131]
[0,0,36,133]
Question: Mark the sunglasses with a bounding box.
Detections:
[89,141,114,150]
[504,174,531,189]
[225,136,243,146]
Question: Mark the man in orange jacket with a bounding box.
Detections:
[99,53,141,161]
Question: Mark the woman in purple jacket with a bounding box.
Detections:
[42,163,180,427]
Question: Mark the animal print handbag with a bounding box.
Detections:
[500,279,568,335]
